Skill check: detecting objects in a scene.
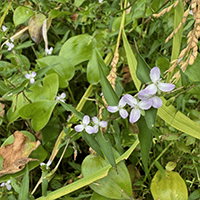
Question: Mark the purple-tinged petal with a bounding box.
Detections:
[129,108,141,123]
[107,106,119,113]
[118,96,126,107]
[92,117,99,124]
[150,67,160,83]
[158,82,175,92]
[99,121,107,127]
[60,93,66,99]
[151,96,163,108]
[123,94,137,107]
[30,78,35,84]
[40,162,45,166]
[82,115,90,125]
[138,99,152,110]
[0,183,5,187]
[119,109,128,119]
[144,84,157,95]
[25,74,31,79]
[93,125,99,133]
[7,184,11,191]
[138,89,151,100]
[47,160,51,167]
[85,126,94,134]
[31,71,36,77]
[74,124,84,132]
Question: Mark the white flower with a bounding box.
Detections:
[74,115,94,134]
[55,93,66,103]
[123,94,151,123]
[45,47,53,55]
[189,10,193,15]
[2,25,7,32]
[107,96,128,119]
[25,71,36,84]
[144,67,175,95]
[92,117,107,133]
[6,38,14,51]
[99,0,103,3]
[40,160,51,170]
[0,180,11,190]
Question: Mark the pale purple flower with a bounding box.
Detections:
[56,93,66,103]
[45,47,53,55]
[6,38,14,51]
[123,94,151,123]
[40,160,51,170]
[145,67,175,95]
[92,117,107,133]
[0,180,11,190]
[25,71,36,84]
[74,115,94,134]
[138,89,163,108]
[107,96,128,119]
[2,25,7,32]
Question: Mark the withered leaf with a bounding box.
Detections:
[0,103,5,117]
[0,131,40,177]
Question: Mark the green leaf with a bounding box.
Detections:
[82,148,133,199]
[0,155,3,170]
[10,177,20,194]
[74,0,85,7]
[87,48,109,84]
[145,107,158,130]
[151,170,188,200]
[37,56,75,87]
[19,100,57,131]
[137,116,153,175]
[154,161,166,178]
[13,6,34,27]
[19,165,29,200]
[91,192,112,200]
[122,30,141,91]
[35,138,139,200]
[96,131,116,168]
[81,131,104,158]
[59,34,97,66]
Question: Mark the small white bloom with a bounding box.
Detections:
[0,180,11,190]
[40,160,51,170]
[74,115,94,134]
[25,71,36,84]
[99,0,103,3]
[45,47,53,55]
[92,117,107,133]
[189,10,193,15]
[2,25,7,32]
[56,93,66,103]
[26,10,29,14]
[6,39,14,51]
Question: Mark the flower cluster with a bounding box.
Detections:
[56,93,66,103]
[40,160,51,170]
[0,180,11,190]
[74,115,107,134]
[107,67,175,123]
[6,38,14,51]
[25,71,36,84]
[45,47,53,55]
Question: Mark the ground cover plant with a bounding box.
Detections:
[0,0,200,199]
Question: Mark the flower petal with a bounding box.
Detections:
[92,116,99,124]
[85,126,94,134]
[93,125,99,133]
[123,94,137,107]
[74,124,84,132]
[150,67,160,83]
[107,106,119,113]
[82,115,90,125]
[7,184,11,191]
[99,121,107,127]
[40,162,45,166]
[138,89,151,100]
[47,160,51,167]
[30,78,35,84]
[158,82,175,92]
[144,84,157,95]
[138,99,152,110]
[60,93,66,99]
[119,109,128,119]
[0,183,5,187]
[151,96,163,108]
[31,71,36,77]
[118,96,126,107]
[129,108,141,123]
[25,74,31,79]
[7,180,11,184]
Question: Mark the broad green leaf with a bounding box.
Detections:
[82,148,133,199]
[96,131,116,168]
[35,138,139,200]
[87,48,109,84]
[59,34,97,66]
[19,165,29,200]
[137,116,153,175]
[176,141,190,153]
[151,170,188,200]
[91,192,112,200]
[171,1,184,61]
[13,6,34,27]
[98,61,118,106]
[74,0,85,7]
[82,131,104,158]
[10,177,20,194]
[122,29,141,91]
[37,56,75,87]
[145,108,157,130]
[19,100,57,131]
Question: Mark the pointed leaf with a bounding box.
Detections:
[19,165,29,200]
